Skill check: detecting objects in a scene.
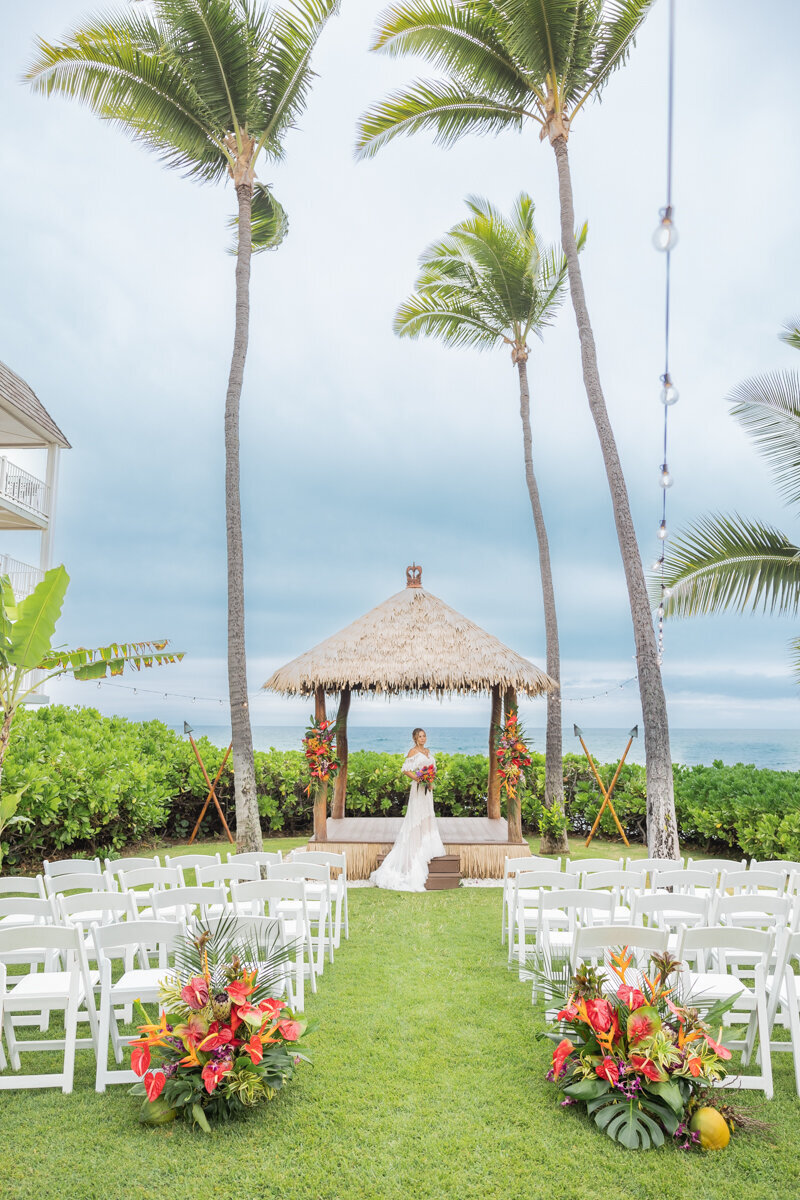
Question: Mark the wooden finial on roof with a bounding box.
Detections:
[406,562,422,588]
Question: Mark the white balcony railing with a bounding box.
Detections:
[0,555,45,601]
[0,457,50,519]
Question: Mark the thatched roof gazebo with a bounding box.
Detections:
[264,565,556,858]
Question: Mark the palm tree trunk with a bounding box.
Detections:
[225,180,261,853]
[551,135,679,859]
[516,358,569,854]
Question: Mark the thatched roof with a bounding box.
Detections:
[263,566,556,698]
[0,360,70,449]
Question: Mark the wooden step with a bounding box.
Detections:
[427,855,460,874]
[425,873,461,891]
[374,853,462,889]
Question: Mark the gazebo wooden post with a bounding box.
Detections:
[313,685,328,842]
[487,685,501,819]
[332,686,351,820]
[504,686,522,843]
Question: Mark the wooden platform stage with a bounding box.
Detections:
[308,817,530,880]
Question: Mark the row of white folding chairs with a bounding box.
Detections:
[0,911,295,1093]
[550,922,778,1098]
[512,875,800,970]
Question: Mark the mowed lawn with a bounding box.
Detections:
[0,838,798,1200]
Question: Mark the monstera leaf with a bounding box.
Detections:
[584,1090,680,1150]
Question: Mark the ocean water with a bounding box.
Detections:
[176,725,800,771]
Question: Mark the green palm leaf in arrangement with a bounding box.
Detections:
[662,324,800,677]
[26,0,338,850]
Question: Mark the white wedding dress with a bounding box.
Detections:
[370,751,446,892]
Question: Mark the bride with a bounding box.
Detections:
[370,728,445,892]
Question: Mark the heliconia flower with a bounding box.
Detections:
[180,976,210,1011]
[704,1034,732,1061]
[201,1059,233,1094]
[131,1043,151,1077]
[143,1070,166,1102]
[552,1038,574,1078]
[226,979,254,1006]
[617,985,646,1011]
[243,1035,264,1064]
[595,1057,620,1085]
[278,1020,301,1042]
[584,998,614,1034]
[666,998,686,1022]
[630,1055,663,1082]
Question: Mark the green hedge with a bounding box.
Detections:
[1,706,799,866]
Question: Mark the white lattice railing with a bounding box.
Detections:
[0,457,50,518]
[0,554,45,600]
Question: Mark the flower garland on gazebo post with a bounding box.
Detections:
[303,688,341,842]
[500,688,527,844]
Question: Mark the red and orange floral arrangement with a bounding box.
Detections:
[302,716,340,797]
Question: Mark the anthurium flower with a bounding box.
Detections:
[143,1070,166,1102]
[552,1038,574,1078]
[258,998,285,1018]
[626,1006,662,1044]
[556,1003,579,1022]
[226,978,254,1006]
[181,975,210,1011]
[584,998,614,1034]
[617,984,646,1010]
[704,1034,732,1061]
[201,1058,233,1094]
[197,1023,235,1052]
[131,1043,151,1077]
[686,1056,703,1077]
[278,1020,301,1042]
[630,1055,663,1082]
[243,1035,264,1064]
[174,1012,208,1048]
[595,1057,620,1085]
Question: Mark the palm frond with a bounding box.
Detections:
[369,0,538,107]
[394,288,506,348]
[780,319,800,353]
[498,0,598,108]
[729,371,800,516]
[173,914,298,1002]
[575,0,657,113]
[159,0,253,133]
[790,635,800,681]
[26,11,228,182]
[660,513,800,619]
[355,78,525,159]
[228,182,288,252]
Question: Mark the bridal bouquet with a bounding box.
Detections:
[128,919,315,1131]
[542,947,746,1151]
[415,762,436,793]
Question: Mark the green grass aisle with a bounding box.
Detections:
[0,888,798,1200]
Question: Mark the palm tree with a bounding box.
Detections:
[356,0,680,857]
[26,0,337,851]
[395,193,582,852]
[662,323,800,673]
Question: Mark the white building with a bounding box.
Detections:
[0,360,70,599]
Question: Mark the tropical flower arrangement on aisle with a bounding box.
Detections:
[302,716,340,797]
[414,762,436,793]
[495,712,532,802]
[129,919,315,1131]
[541,947,760,1151]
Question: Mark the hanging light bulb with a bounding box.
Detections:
[653,205,678,251]
[659,463,673,489]
[660,372,679,405]
[658,520,667,540]
[662,586,673,599]
[652,557,664,570]
[657,604,665,618]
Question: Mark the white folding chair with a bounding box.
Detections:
[289,851,349,947]
[195,862,259,908]
[651,867,717,898]
[581,869,646,925]
[711,893,793,934]
[630,892,709,953]
[43,857,103,879]
[686,857,747,885]
[226,850,283,872]
[765,929,800,1094]
[93,919,182,1092]
[0,896,60,1030]
[117,866,182,915]
[151,884,228,930]
[533,889,616,981]
[752,860,800,889]
[0,876,47,924]
[565,857,623,880]
[231,879,316,1012]
[718,868,786,898]
[104,856,160,889]
[677,925,774,1097]
[44,872,114,909]
[501,855,560,946]
[0,924,98,1093]
[569,923,669,977]
[164,852,222,886]
[511,870,578,968]
[202,913,295,1009]
[625,855,685,879]
[268,862,333,971]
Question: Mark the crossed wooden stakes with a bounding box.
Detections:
[184,721,234,845]
[574,724,638,849]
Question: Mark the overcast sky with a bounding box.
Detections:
[1,0,799,732]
